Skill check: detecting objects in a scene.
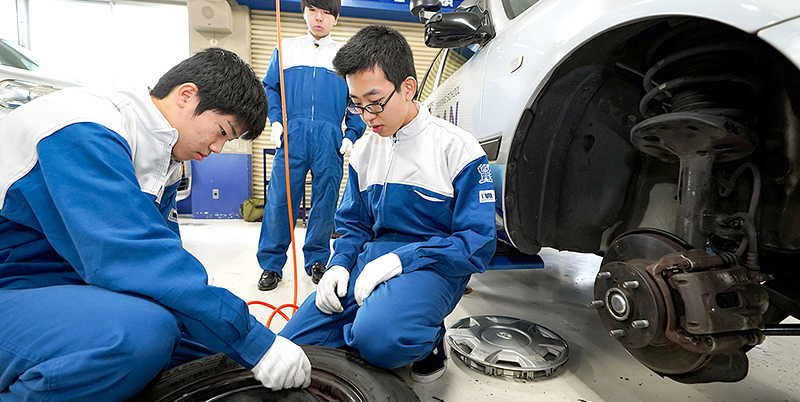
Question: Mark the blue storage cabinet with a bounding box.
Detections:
[190,153,252,219]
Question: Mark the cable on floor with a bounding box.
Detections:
[247,0,300,328]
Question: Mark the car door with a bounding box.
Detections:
[418,5,488,149]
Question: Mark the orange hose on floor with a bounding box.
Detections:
[248,300,291,322]
[247,0,299,328]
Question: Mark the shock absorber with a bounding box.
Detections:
[629,23,762,248]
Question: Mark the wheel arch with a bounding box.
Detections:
[503,15,800,255]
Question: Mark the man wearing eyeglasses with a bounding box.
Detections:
[280,25,496,384]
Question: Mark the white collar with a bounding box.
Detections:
[305,32,334,46]
[393,102,427,141]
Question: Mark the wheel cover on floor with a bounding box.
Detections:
[445,315,569,380]
[594,229,712,376]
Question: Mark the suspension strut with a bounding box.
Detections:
[629,25,762,248]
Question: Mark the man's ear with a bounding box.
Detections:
[176,83,199,109]
[402,76,417,101]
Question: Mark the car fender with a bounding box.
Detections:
[431,1,800,250]
[757,15,800,68]
[482,0,800,166]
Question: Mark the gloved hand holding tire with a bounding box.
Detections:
[251,335,311,390]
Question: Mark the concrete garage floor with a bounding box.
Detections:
[180,218,800,402]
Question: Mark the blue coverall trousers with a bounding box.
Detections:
[280,263,469,369]
[257,118,345,276]
[0,285,211,402]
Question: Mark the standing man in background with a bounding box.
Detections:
[257,0,366,291]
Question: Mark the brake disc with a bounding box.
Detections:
[594,229,712,375]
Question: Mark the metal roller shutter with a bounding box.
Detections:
[250,10,435,210]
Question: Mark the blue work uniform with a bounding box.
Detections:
[258,33,366,276]
[0,87,275,402]
[280,104,497,369]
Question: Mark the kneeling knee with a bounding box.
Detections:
[349,327,417,369]
[111,305,181,370]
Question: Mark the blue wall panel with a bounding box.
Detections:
[191,154,252,219]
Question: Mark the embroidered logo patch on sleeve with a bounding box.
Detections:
[479,189,495,203]
[478,163,493,184]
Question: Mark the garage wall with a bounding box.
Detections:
[189,0,251,64]
[249,10,437,204]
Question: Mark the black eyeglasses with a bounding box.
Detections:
[346,85,399,115]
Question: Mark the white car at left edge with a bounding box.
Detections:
[0,37,79,120]
[0,40,194,201]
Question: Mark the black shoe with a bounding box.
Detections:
[310,263,326,285]
[257,270,281,291]
[410,338,447,383]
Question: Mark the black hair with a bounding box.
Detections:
[332,25,416,88]
[301,0,340,18]
[150,48,267,141]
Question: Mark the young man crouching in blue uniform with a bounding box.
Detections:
[0,48,310,401]
[279,25,497,383]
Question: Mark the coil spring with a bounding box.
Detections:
[639,30,762,120]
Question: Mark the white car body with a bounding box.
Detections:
[425,0,800,197]
[0,39,193,202]
[417,0,800,384]
[0,38,79,120]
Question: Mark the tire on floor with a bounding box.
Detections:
[128,345,420,401]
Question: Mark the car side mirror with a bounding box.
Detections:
[424,10,494,48]
[410,0,442,23]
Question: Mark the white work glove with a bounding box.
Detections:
[354,253,402,306]
[270,121,283,148]
[316,265,350,314]
[339,138,353,155]
[251,335,311,391]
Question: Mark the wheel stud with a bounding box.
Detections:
[609,329,626,338]
[631,319,650,329]
[622,280,639,289]
[597,271,612,279]
[590,300,605,308]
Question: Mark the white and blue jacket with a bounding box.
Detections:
[331,104,497,277]
[263,33,365,144]
[0,87,275,369]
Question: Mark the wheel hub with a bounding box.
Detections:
[595,260,665,349]
[606,288,629,320]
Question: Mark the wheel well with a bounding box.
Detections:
[505,17,800,255]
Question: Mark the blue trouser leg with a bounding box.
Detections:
[280,268,469,369]
[169,336,215,368]
[279,289,357,348]
[303,138,344,271]
[0,285,202,402]
[257,145,310,276]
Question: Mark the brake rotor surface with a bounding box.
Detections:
[596,229,711,375]
[445,315,569,380]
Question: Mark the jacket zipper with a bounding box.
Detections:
[311,41,317,123]
[379,134,398,223]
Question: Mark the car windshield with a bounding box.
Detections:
[0,39,40,71]
[501,0,543,19]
